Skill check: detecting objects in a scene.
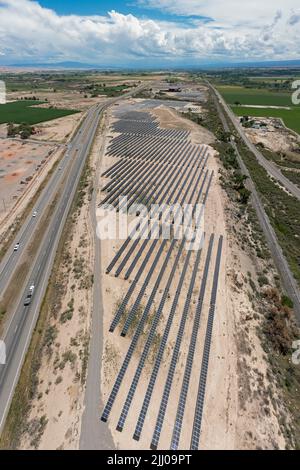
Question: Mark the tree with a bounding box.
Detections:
[238,187,251,204]
[7,123,16,137]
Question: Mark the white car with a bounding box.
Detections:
[29,285,35,294]
[32,210,38,218]
[14,242,20,252]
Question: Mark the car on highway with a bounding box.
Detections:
[32,210,38,218]
[24,285,35,306]
[24,296,32,307]
[14,242,20,252]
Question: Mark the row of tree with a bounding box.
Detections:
[7,122,34,139]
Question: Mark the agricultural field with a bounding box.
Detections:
[231,105,300,135]
[249,76,300,83]
[216,85,292,106]
[0,100,79,125]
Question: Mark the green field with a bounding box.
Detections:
[249,76,299,83]
[217,85,292,106]
[231,105,300,135]
[0,100,79,125]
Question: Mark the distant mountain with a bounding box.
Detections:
[5,59,300,71]
[8,61,119,70]
[192,59,300,70]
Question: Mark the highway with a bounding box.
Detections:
[208,83,300,321]
[0,84,147,435]
[208,82,300,201]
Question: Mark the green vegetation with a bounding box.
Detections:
[0,100,78,125]
[256,146,300,170]
[204,67,300,92]
[231,105,300,135]
[7,122,34,139]
[282,171,300,188]
[217,85,292,107]
[236,138,300,283]
[83,83,131,97]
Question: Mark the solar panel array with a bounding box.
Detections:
[170,234,214,450]
[190,236,224,450]
[99,108,224,449]
[111,112,190,140]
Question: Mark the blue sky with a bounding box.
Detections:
[0,1,299,67]
[39,1,140,16]
[38,0,210,24]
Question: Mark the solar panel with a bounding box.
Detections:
[190,236,223,450]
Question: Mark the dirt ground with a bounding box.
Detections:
[98,103,287,450]
[152,105,215,145]
[244,118,300,154]
[0,138,56,219]
[7,90,104,112]
[32,113,83,143]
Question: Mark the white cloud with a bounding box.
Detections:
[138,0,299,28]
[0,0,299,65]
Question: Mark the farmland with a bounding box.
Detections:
[231,105,300,135]
[216,85,292,106]
[215,83,300,135]
[0,100,79,125]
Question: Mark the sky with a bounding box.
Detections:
[0,0,300,67]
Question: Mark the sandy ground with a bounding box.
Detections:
[32,113,83,143]
[97,102,288,450]
[0,138,56,220]
[7,90,104,112]
[0,105,90,240]
[152,105,215,146]
[19,115,106,450]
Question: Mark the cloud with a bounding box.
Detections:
[288,10,300,25]
[0,0,299,65]
[137,1,298,28]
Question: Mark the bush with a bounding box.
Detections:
[258,275,269,287]
[281,295,294,309]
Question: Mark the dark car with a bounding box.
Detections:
[24,296,32,307]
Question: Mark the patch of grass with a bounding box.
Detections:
[281,295,294,309]
[0,100,79,125]
[217,85,292,107]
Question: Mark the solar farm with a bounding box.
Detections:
[98,104,226,450]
